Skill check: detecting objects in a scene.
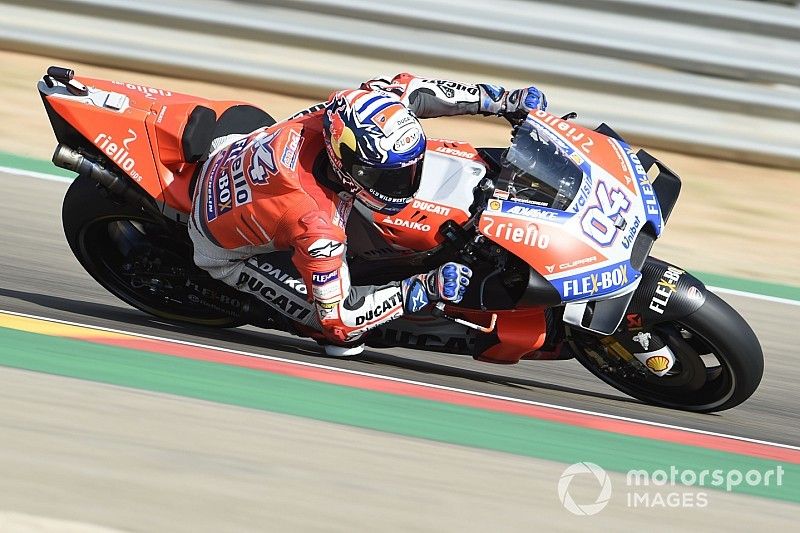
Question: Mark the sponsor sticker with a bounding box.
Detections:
[405,280,429,313]
[280,129,304,171]
[307,239,345,258]
[646,355,670,373]
[231,158,252,207]
[434,145,476,159]
[215,173,235,217]
[411,199,451,216]
[625,147,660,220]
[545,255,599,275]
[559,262,632,300]
[533,110,595,155]
[419,79,478,98]
[633,331,651,350]
[382,216,431,232]
[392,128,421,153]
[313,283,341,302]
[216,138,253,208]
[649,266,684,314]
[316,299,340,320]
[621,216,641,249]
[687,285,704,301]
[312,270,339,286]
[370,103,405,133]
[235,272,312,322]
[480,216,551,250]
[311,268,341,302]
[626,313,643,329]
[354,293,403,325]
[501,202,567,221]
[113,81,173,98]
[94,130,142,181]
[253,257,307,295]
[206,173,218,222]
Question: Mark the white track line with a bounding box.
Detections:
[0,165,73,184]
[707,286,800,307]
[3,164,798,308]
[3,308,799,452]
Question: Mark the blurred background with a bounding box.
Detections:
[1,2,800,532]
[1,0,799,285]
[2,0,800,166]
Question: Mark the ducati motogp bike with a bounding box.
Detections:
[40,66,763,412]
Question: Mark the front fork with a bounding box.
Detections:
[564,256,707,376]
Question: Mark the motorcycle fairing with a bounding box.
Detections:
[472,308,548,364]
[39,78,163,201]
[478,111,669,308]
[358,139,486,251]
[479,200,609,279]
[375,307,548,364]
[39,75,247,215]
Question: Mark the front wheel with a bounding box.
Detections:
[569,291,763,412]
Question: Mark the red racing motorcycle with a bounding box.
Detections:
[39,66,763,412]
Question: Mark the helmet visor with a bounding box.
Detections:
[352,160,423,203]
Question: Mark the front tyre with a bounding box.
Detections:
[569,291,763,412]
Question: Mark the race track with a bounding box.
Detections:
[1,170,799,530]
[2,171,798,446]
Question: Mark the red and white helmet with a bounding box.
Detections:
[323,89,426,215]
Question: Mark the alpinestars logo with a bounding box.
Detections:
[307,239,344,258]
[405,280,429,313]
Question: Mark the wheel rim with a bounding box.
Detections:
[571,321,736,411]
[77,216,245,325]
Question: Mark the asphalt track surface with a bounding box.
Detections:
[2,171,798,447]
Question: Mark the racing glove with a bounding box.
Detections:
[478,84,548,124]
[401,262,473,313]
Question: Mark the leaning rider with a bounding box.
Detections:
[188,73,547,356]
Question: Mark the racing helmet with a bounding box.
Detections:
[323,89,426,215]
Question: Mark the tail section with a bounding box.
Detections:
[39,66,254,215]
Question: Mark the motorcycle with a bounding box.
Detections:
[39,66,763,412]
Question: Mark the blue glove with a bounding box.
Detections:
[402,262,473,313]
[507,86,548,114]
[478,84,547,123]
[503,86,548,127]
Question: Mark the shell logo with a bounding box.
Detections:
[488,199,502,211]
[646,355,670,373]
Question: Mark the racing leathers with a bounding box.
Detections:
[188,73,546,346]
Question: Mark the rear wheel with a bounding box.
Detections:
[62,174,246,326]
[569,291,763,412]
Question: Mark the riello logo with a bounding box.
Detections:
[94,131,137,173]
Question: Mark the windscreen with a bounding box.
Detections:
[496,120,583,211]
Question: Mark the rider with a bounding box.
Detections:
[188,73,547,356]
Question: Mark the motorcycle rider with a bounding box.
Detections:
[188,73,547,356]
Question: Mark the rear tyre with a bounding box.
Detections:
[570,291,763,412]
[62,174,246,326]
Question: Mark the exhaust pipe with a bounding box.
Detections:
[53,144,163,220]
